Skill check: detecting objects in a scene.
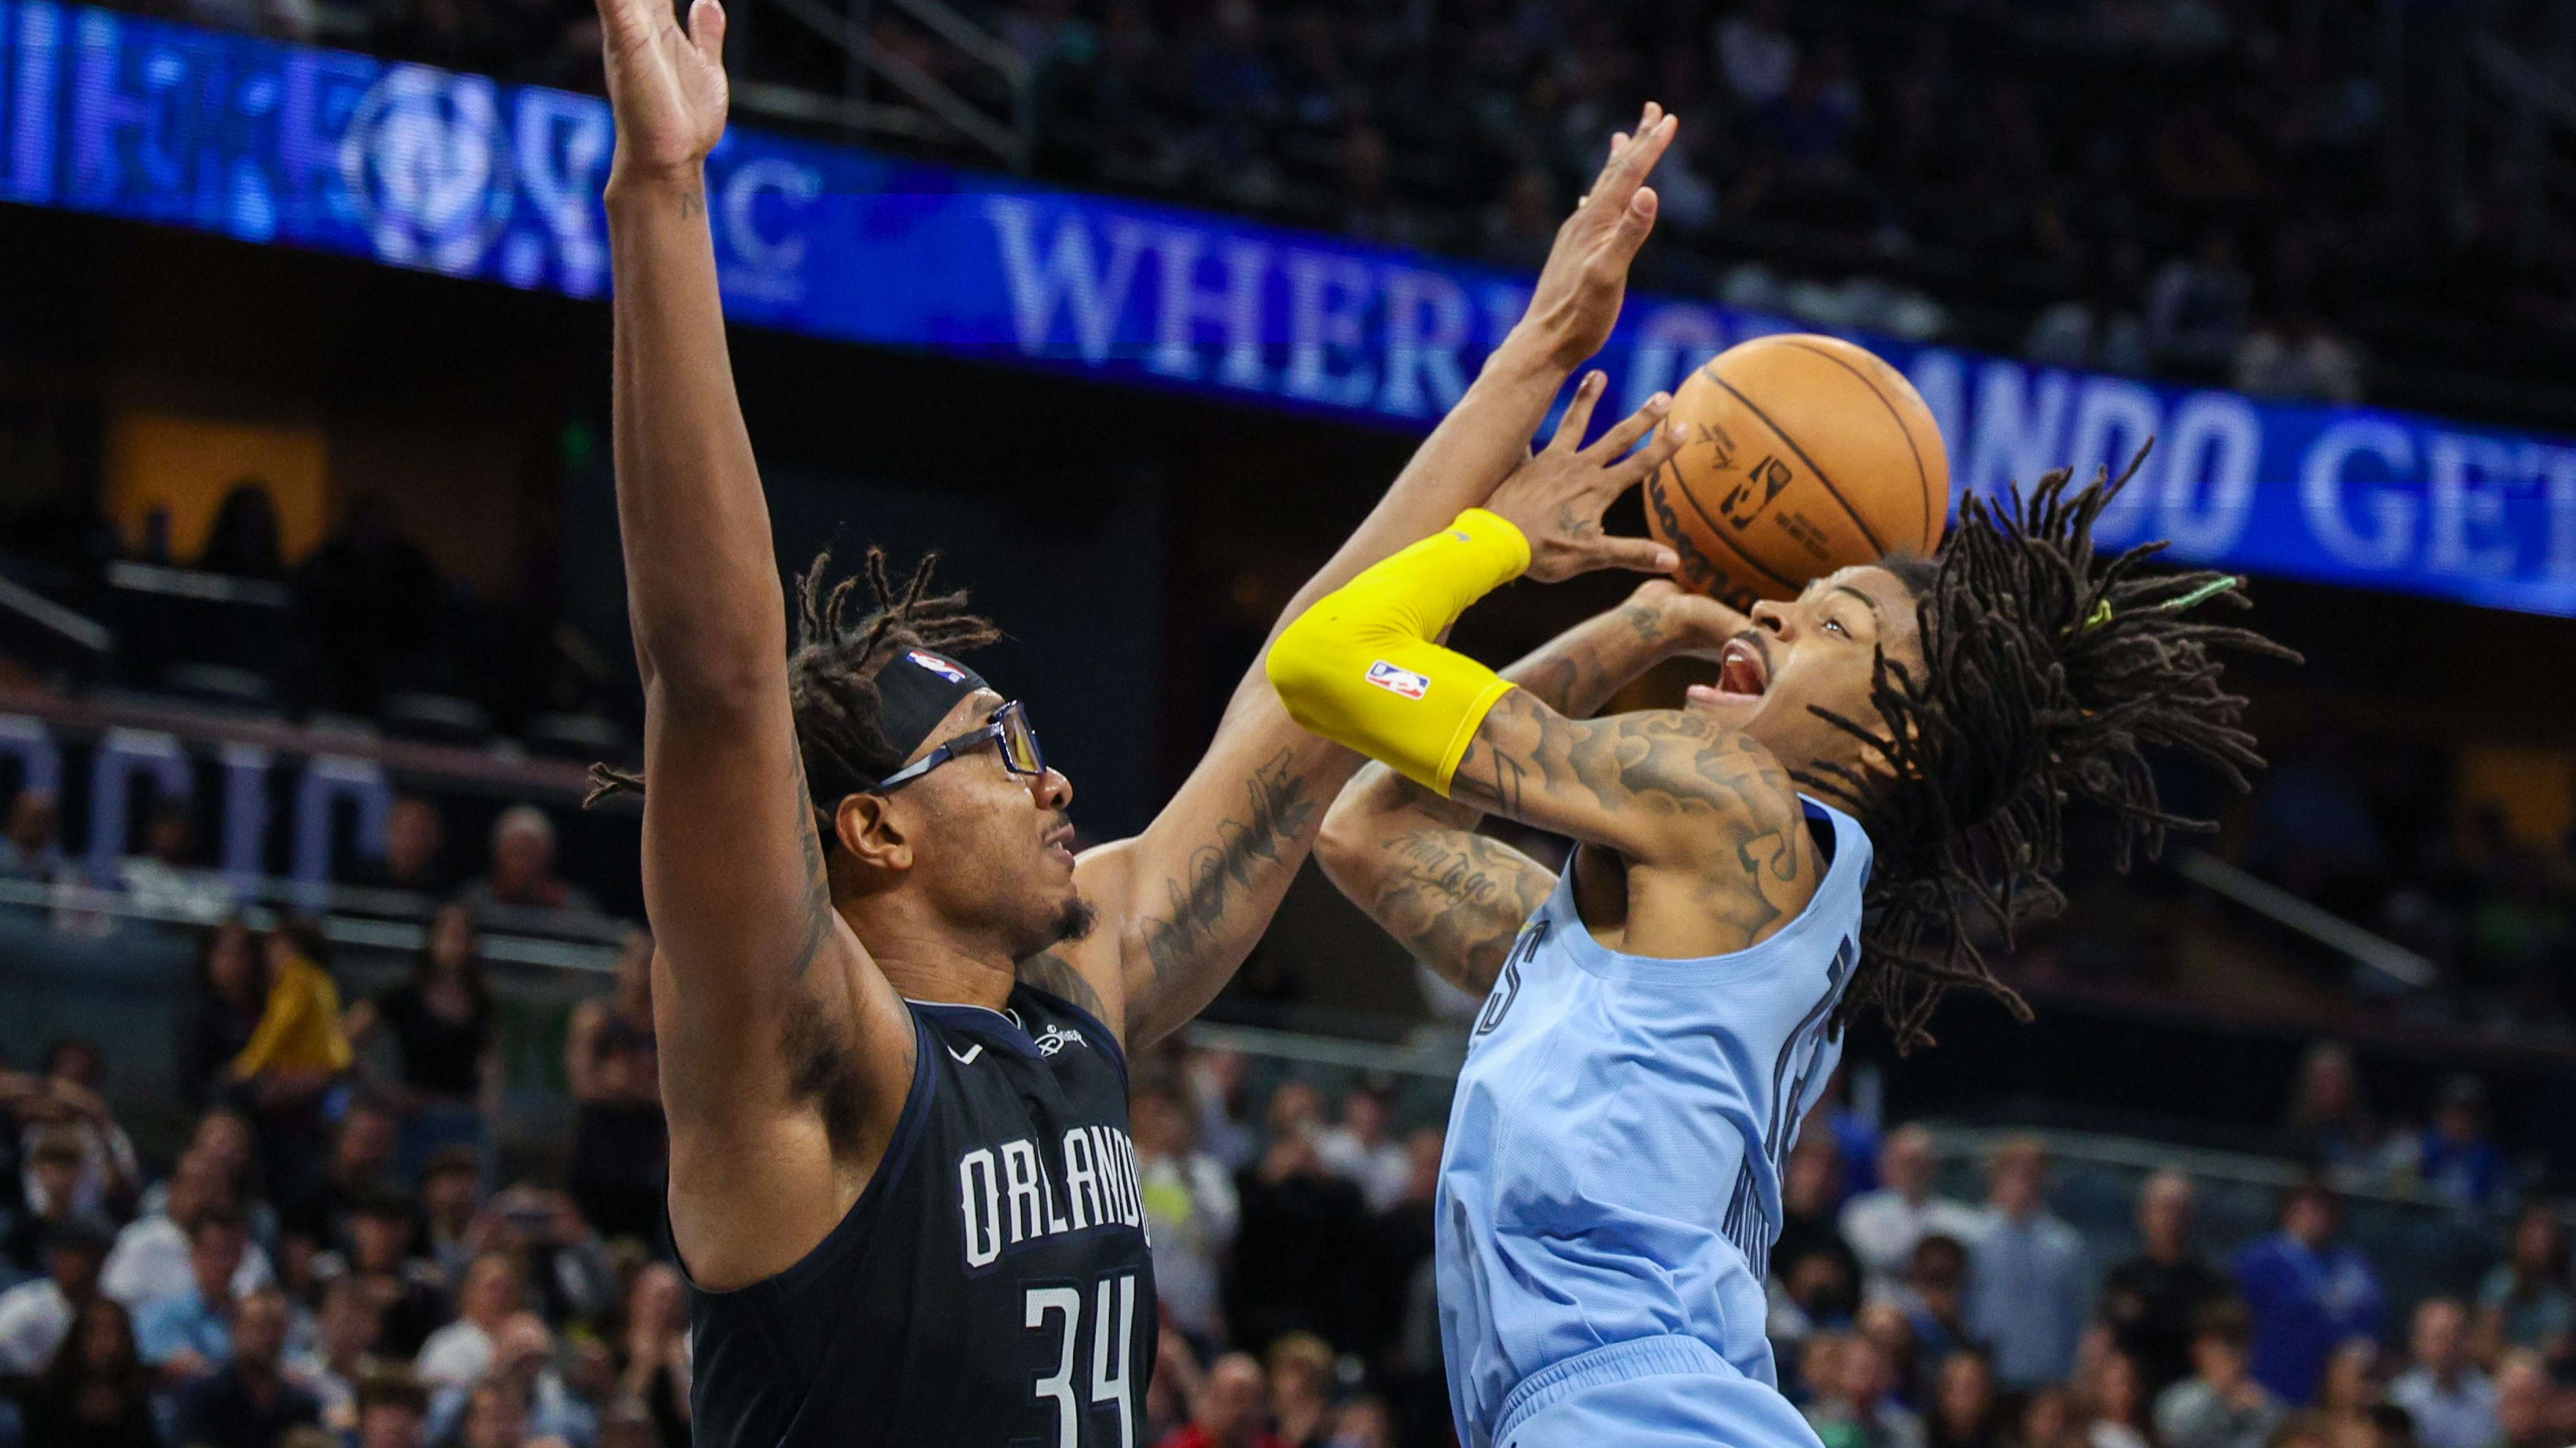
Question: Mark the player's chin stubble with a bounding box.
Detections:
[1053,895,1099,945]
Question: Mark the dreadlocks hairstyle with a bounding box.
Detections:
[586,548,1003,830]
[1793,455,2300,1052]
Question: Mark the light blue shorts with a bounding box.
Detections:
[1494,1337,1827,1448]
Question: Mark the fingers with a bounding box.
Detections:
[1584,105,1677,215]
[1588,535,1683,577]
[1548,371,1608,452]
[1611,415,1687,486]
[689,0,726,62]
[1581,391,1672,463]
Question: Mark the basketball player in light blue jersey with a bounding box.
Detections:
[1269,402,2292,1445]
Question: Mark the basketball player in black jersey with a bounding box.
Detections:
[591,0,1691,1441]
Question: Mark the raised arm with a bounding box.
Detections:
[1273,437,1816,961]
[1047,110,1687,1046]
[596,0,909,1287]
[1315,582,1743,992]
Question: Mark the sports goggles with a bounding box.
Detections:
[873,700,1046,793]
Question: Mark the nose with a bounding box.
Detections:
[1030,766,1073,812]
[1750,599,1795,641]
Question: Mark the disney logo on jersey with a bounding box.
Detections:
[1032,1023,1087,1056]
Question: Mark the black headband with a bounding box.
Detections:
[874,648,988,767]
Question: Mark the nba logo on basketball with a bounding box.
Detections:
[1720,455,1796,530]
[1365,662,1431,700]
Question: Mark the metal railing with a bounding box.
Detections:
[731,0,1033,170]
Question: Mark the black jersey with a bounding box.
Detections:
[687,984,1156,1448]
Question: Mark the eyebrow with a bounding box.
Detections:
[1830,584,1886,627]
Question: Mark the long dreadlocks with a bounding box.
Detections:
[1794,457,2300,1051]
[587,548,1002,824]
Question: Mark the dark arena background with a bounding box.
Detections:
[4,0,2576,1445]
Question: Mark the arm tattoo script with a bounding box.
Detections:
[1132,748,1321,1024]
[1365,829,1553,993]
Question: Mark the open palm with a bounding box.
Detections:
[600,0,730,179]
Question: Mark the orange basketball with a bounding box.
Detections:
[1643,333,1950,609]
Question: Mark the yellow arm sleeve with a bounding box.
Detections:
[1266,508,1530,796]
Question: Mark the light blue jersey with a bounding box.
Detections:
[1437,796,1870,1448]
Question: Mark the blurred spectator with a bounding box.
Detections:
[2472,1203,2572,1364]
[617,1262,689,1448]
[2270,1413,2336,1448]
[231,919,353,1209]
[1926,1347,2003,1448]
[2488,1350,2552,1448]
[464,807,599,920]
[357,1372,431,1448]
[195,482,287,580]
[2145,229,2253,374]
[1266,1331,1334,1448]
[117,802,232,926]
[1156,1349,1281,1448]
[344,900,499,1182]
[172,1285,321,1448]
[2234,1181,2385,1404]
[1965,1138,2084,1391]
[1185,1049,1257,1172]
[1841,1125,1983,1302]
[290,1273,383,1434]
[1361,1127,1439,1370]
[23,1040,141,1221]
[2316,1336,2384,1445]
[102,1150,272,1311]
[2154,1301,2286,1448]
[19,1296,158,1448]
[2396,1077,2504,1214]
[2025,244,2151,375]
[2020,1387,2075,1448]
[133,1206,253,1381]
[1134,1073,1239,1348]
[470,1185,616,1329]
[565,929,663,1245]
[417,1250,523,1390]
[1897,1234,1972,1370]
[2281,1046,2379,1182]
[2386,1298,2494,1448]
[1331,1396,1395,1448]
[1803,1329,1928,1448]
[433,1311,592,1447]
[2080,1345,2154,1448]
[2234,316,2364,404]
[1228,1085,1367,1352]
[1312,1086,1406,1214]
[329,1190,447,1359]
[179,923,269,1109]
[0,789,63,882]
[2100,1169,2233,1399]
[297,492,445,717]
[5,1127,88,1274]
[1714,0,1796,108]
[1778,1137,1862,1325]
[287,1095,400,1243]
[0,1212,113,1377]
[350,796,455,899]
[420,1149,483,1282]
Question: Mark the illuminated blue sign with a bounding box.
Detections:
[3,0,2573,615]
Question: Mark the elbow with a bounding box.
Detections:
[1314,783,1380,893]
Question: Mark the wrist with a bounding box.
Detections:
[604,161,708,209]
[1480,329,1570,388]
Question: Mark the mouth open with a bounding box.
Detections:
[1042,823,1078,867]
[1688,636,1770,711]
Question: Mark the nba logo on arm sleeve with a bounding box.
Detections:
[1365,661,1432,700]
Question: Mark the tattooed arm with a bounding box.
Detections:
[1317,583,1761,989]
[1036,109,1687,1046]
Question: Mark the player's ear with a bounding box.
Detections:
[834,792,913,873]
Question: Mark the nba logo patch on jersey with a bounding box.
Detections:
[1365,660,1430,700]
[907,650,968,682]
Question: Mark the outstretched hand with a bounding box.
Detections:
[599,0,730,183]
[1517,102,1679,369]
[1485,372,1685,583]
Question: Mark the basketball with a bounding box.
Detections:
[1643,333,1950,608]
